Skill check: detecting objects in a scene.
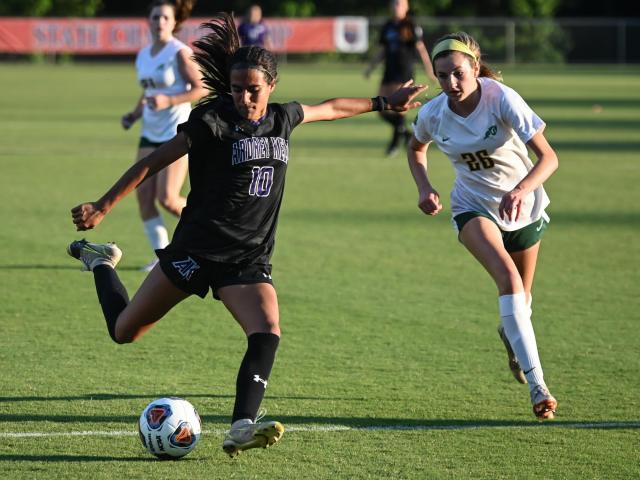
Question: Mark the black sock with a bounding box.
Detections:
[93,265,129,342]
[231,332,280,423]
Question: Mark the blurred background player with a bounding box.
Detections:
[69,13,425,458]
[365,0,436,156]
[238,4,272,49]
[407,32,559,420]
[121,0,206,271]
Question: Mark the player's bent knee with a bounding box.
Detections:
[113,321,142,344]
[112,330,135,345]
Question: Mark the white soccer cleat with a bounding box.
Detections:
[222,418,284,458]
[67,239,122,271]
[530,384,557,421]
[497,325,527,384]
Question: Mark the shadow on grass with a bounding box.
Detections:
[547,211,640,226]
[1,410,638,431]
[0,454,183,462]
[0,392,365,403]
[553,140,640,152]
[282,208,640,227]
[0,264,148,271]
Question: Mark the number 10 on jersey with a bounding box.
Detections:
[249,166,274,197]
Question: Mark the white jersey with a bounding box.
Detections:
[135,37,192,143]
[413,77,550,231]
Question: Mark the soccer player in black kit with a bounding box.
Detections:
[68,13,426,458]
[365,0,436,156]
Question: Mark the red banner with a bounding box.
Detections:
[0,17,368,54]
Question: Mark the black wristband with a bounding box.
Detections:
[371,96,388,111]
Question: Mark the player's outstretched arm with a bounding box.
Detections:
[300,80,427,124]
[71,133,189,231]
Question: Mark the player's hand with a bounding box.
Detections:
[387,80,428,112]
[418,188,442,216]
[499,187,526,221]
[71,202,105,231]
[145,94,172,111]
[121,112,137,130]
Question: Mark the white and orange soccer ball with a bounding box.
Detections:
[138,397,202,459]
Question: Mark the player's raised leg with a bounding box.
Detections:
[67,239,189,343]
[218,283,284,457]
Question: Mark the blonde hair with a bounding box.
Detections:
[433,32,502,81]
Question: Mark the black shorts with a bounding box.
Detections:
[157,249,273,300]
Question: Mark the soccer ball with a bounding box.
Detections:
[138,397,202,459]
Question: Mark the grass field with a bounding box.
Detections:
[1,61,639,479]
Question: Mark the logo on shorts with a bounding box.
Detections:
[171,257,200,281]
[535,218,544,232]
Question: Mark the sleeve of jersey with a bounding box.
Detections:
[282,102,305,131]
[412,105,433,144]
[500,86,546,143]
[177,116,212,150]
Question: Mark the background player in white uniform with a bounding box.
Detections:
[408,32,560,420]
[121,0,206,271]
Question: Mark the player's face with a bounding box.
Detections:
[390,0,409,20]
[230,68,276,121]
[434,52,479,104]
[249,5,262,23]
[149,5,176,42]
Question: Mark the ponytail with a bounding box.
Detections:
[193,12,279,101]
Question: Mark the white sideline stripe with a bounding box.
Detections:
[1,422,639,438]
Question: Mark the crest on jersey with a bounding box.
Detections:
[171,257,200,281]
[484,125,498,139]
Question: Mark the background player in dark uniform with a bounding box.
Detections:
[68,13,426,458]
[238,4,271,49]
[365,0,436,156]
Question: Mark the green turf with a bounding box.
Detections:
[0,62,639,479]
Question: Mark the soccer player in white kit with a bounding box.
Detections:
[408,32,559,420]
[121,0,206,271]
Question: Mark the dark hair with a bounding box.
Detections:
[432,32,502,81]
[193,12,278,101]
[149,0,195,33]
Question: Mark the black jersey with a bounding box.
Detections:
[379,19,423,84]
[167,96,304,264]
